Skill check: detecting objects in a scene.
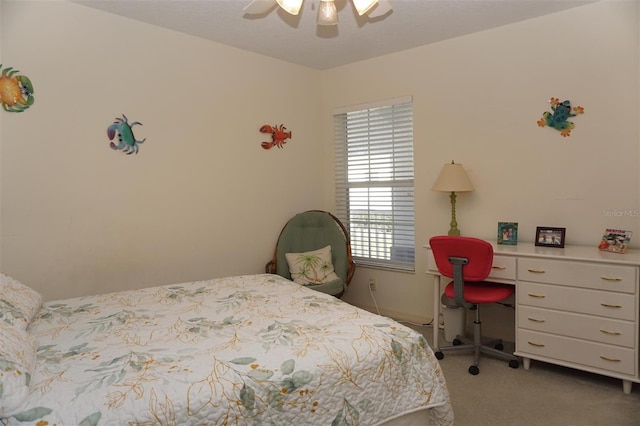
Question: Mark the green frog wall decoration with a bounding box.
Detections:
[537,97,584,137]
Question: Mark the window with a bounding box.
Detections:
[334,96,415,271]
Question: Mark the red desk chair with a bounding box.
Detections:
[430,235,520,375]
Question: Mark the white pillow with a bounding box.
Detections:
[285,245,340,286]
[0,323,37,416]
[0,273,43,330]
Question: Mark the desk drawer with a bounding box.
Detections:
[517,329,635,375]
[518,258,637,293]
[426,250,515,281]
[518,306,635,348]
[488,255,516,281]
[518,282,635,321]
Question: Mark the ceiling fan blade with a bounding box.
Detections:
[243,0,278,14]
[366,0,392,18]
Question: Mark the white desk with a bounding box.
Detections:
[425,242,640,393]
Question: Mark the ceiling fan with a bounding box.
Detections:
[244,0,392,25]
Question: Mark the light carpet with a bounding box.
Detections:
[409,324,640,426]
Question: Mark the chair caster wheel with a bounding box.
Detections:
[494,343,504,351]
[509,359,520,369]
[435,351,444,360]
[468,365,479,375]
[452,339,462,346]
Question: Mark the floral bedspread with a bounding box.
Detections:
[6,274,453,425]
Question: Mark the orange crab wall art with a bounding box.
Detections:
[0,64,34,113]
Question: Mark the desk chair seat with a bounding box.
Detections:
[430,235,520,375]
[445,282,513,304]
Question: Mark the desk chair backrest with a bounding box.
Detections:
[429,235,494,308]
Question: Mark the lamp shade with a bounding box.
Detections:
[432,162,474,192]
[318,0,338,25]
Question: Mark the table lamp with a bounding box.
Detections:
[432,161,474,236]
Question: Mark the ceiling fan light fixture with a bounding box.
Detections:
[317,0,338,25]
[276,0,303,15]
[352,0,378,15]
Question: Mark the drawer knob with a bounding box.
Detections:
[600,276,623,282]
[599,356,621,362]
[527,269,546,274]
[527,317,545,323]
[527,293,546,299]
[527,341,545,347]
[600,303,622,309]
[600,329,622,336]
[492,265,506,270]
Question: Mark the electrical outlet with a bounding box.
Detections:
[369,278,377,291]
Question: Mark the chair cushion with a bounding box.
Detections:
[285,245,341,285]
[303,277,346,296]
[444,281,513,304]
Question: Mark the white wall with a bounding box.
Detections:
[323,1,640,325]
[1,0,324,300]
[1,1,639,332]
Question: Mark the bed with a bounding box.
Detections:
[1,273,453,425]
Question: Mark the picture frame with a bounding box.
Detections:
[535,227,566,248]
[497,222,518,245]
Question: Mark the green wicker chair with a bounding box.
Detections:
[266,210,356,298]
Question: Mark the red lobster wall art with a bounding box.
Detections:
[260,124,292,149]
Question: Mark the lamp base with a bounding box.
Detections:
[448,191,461,236]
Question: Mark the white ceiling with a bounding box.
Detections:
[74,0,595,70]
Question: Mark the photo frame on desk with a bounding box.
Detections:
[535,226,566,248]
[497,222,518,245]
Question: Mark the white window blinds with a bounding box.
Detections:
[334,97,415,271]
